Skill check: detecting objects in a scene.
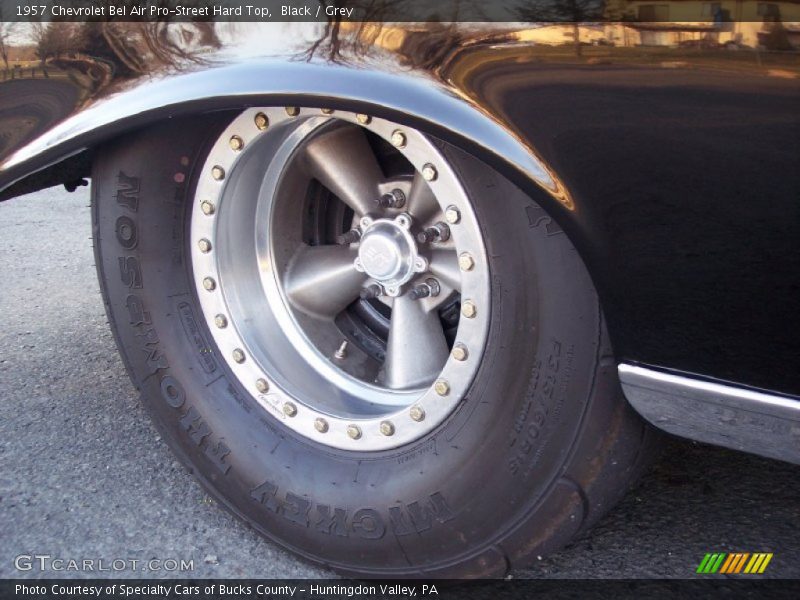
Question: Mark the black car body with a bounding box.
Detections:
[1,5,798,577]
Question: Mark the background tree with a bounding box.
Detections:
[33,22,85,65]
[515,0,605,56]
[300,0,486,64]
[0,7,17,74]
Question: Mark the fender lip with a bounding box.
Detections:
[619,363,800,465]
[0,59,557,201]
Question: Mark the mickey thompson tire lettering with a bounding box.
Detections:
[112,167,231,476]
[91,116,656,578]
[250,480,454,539]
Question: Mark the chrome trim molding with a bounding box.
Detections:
[619,364,800,465]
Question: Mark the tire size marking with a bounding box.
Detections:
[166,164,187,266]
[250,480,455,539]
[396,438,436,465]
[507,339,574,475]
[178,302,218,375]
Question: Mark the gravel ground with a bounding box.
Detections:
[1,186,798,580]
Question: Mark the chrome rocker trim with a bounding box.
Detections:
[619,364,800,465]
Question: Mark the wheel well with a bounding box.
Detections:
[0,151,92,202]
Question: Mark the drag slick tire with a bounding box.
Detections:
[92,108,655,578]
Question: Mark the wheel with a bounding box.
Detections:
[92,107,656,577]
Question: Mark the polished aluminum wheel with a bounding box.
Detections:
[190,107,490,450]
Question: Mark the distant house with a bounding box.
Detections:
[622,0,800,48]
[334,3,799,56]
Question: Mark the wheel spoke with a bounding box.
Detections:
[192,107,489,450]
[428,248,461,292]
[406,172,440,224]
[303,126,384,216]
[381,295,449,389]
[283,245,367,319]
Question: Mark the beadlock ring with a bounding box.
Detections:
[189,107,490,451]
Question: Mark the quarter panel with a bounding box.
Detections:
[464,61,800,394]
[1,22,798,396]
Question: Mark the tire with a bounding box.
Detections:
[92,110,657,578]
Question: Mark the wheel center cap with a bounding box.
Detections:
[354,214,427,296]
[359,233,404,280]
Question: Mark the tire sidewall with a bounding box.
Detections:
[93,116,610,576]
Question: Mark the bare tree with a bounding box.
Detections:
[32,22,85,65]
[516,0,605,56]
[0,7,16,74]
[298,0,407,64]
[299,0,481,65]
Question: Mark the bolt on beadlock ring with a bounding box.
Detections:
[190,107,490,451]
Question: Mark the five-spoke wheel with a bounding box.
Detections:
[190,108,490,450]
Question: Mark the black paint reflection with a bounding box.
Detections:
[0,2,798,394]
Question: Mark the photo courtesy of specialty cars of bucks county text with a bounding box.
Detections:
[0,0,799,590]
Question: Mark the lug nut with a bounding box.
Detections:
[347,424,362,439]
[200,201,215,215]
[356,114,371,125]
[321,108,334,114]
[314,418,329,433]
[285,106,299,117]
[458,252,475,271]
[417,230,434,243]
[376,189,406,209]
[434,379,450,396]
[334,340,349,361]
[337,229,361,245]
[283,402,297,417]
[461,300,477,319]
[202,277,216,291]
[360,284,384,300]
[410,406,425,422]
[211,166,225,180]
[452,343,468,361]
[255,378,269,393]
[380,421,395,436]
[229,135,244,151]
[417,222,450,244]
[198,238,212,253]
[421,164,437,181]
[390,130,406,148]
[254,112,269,130]
[444,205,461,224]
[214,314,228,328]
[409,278,441,300]
[232,348,246,363]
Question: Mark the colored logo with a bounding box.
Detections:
[696,552,773,574]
